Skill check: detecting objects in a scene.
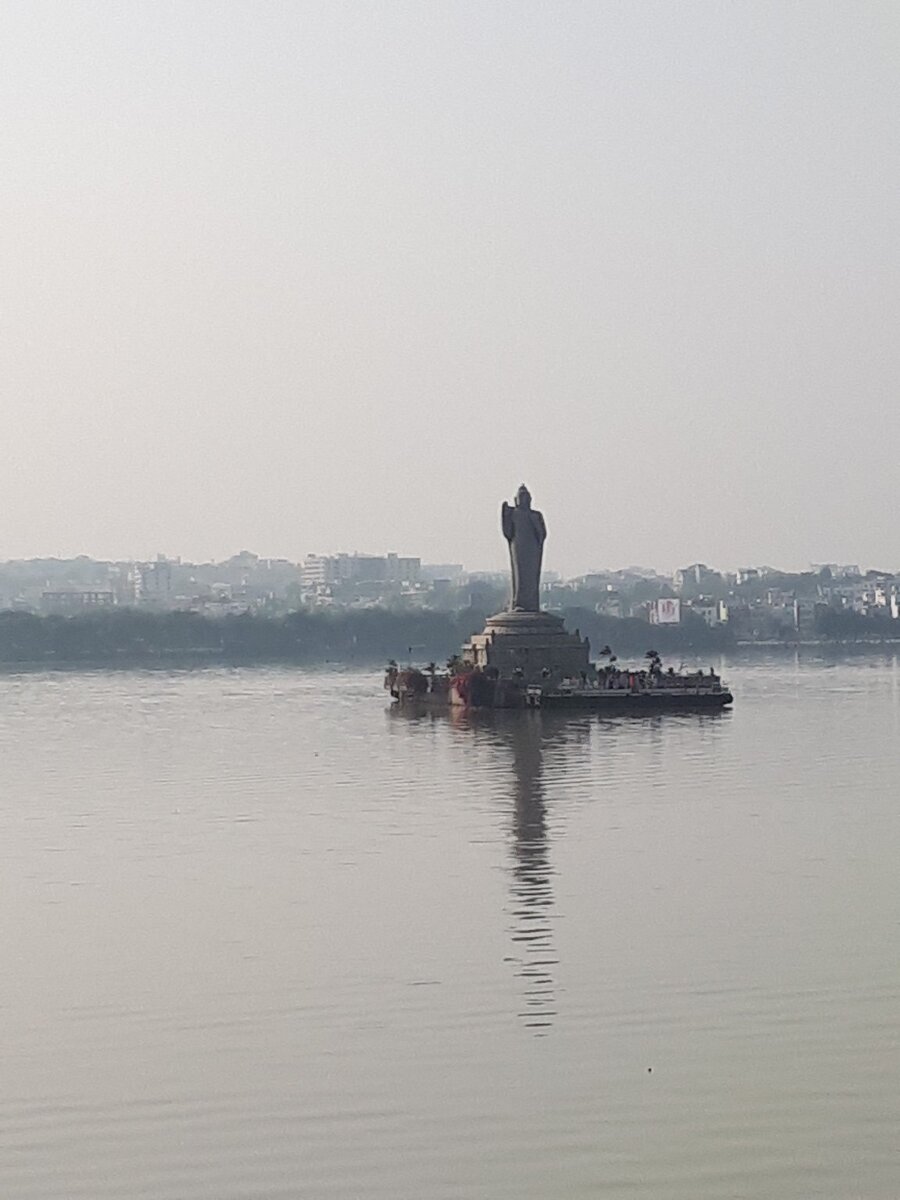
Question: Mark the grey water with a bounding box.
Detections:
[1,657,898,1199]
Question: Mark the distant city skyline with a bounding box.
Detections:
[3,503,899,580]
[0,544,893,580]
[4,545,899,645]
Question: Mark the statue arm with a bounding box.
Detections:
[501,501,515,542]
[533,510,547,543]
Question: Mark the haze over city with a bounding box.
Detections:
[3,2,898,574]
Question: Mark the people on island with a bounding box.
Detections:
[592,652,720,691]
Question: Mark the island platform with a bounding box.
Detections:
[384,485,734,714]
[385,662,733,712]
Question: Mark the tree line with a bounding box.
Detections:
[0,605,738,668]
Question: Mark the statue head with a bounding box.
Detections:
[515,484,532,509]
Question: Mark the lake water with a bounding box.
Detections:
[1,656,898,1198]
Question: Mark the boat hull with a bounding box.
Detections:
[391,679,733,712]
[534,688,733,712]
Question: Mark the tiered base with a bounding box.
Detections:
[461,609,590,685]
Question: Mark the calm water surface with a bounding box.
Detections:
[1,657,898,1198]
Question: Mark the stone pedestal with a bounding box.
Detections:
[461,610,590,684]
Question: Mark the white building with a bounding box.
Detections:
[301,552,422,592]
[135,558,173,606]
[688,599,729,627]
[650,598,681,625]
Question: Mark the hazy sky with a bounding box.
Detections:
[2,1,897,574]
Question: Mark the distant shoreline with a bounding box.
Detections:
[734,638,900,648]
[1,620,899,676]
[2,607,900,675]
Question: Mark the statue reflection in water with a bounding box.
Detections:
[455,708,590,1034]
[388,703,589,1033]
[500,711,558,1032]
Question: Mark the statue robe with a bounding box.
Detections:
[501,501,547,612]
